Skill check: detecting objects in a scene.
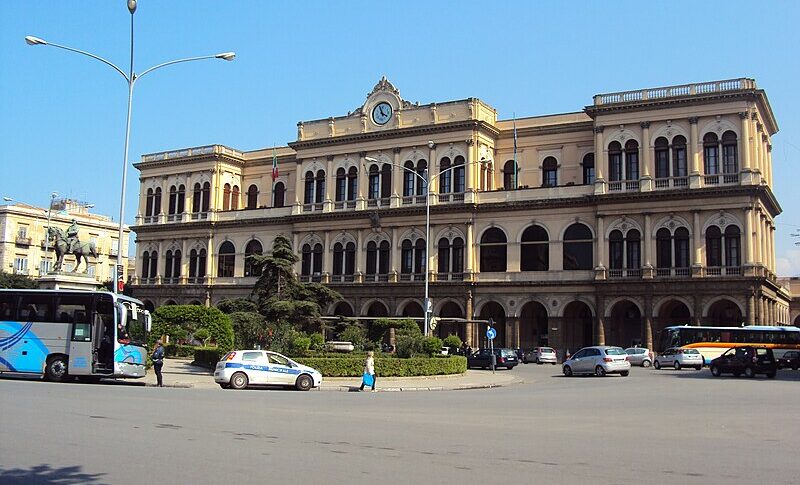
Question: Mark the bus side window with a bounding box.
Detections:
[0,294,16,321]
[18,295,53,322]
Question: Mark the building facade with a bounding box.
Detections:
[131,77,791,352]
[0,198,131,282]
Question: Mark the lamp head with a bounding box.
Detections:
[128,0,137,14]
[427,141,435,149]
[2,197,13,202]
[216,52,236,61]
[25,36,47,46]
[364,156,379,163]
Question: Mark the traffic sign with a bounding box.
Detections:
[486,327,497,340]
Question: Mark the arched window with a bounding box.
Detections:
[145,188,154,217]
[521,225,549,271]
[189,248,206,278]
[724,225,741,267]
[141,251,150,279]
[176,184,185,213]
[192,183,202,212]
[201,182,210,212]
[273,182,285,208]
[722,131,738,173]
[332,243,344,276]
[148,251,158,278]
[223,183,231,211]
[480,228,507,272]
[454,156,466,193]
[381,164,392,198]
[304,171,315,204]
[706,226,722,267]
[609,230,624,270]
[366,241,378,275]
[675,227,690,267]
[244,240,263,277]
[542,157,558,187]
[168,185,178,215]
[345,242,356,275]
[335,168,346,202]
[563,223,593,270]
[368,165,380,200]
[312,243,323,276]
[401,239,414,274]
[246,184,258,209]
[301,244,312,276]
[164,249,181,279]
[672,135,688,177]
[315,170,325,203]
[231,185,240,210]
[655,137,669,179]
[439,157,452,193]
[152,187,161,217]
[347,167,358,201]
[503,160,518,190]
[414,239,426,274]
[378,240,390,275]
[416,160,428,196]
[437,238,450,274]
[703,133,719,175]
[582,153,595,185]
[368,240,391,276]
[625,140,639,180]
[656,228,672,268]
[608,142,623,182]
[626,229,641,270]
[452,237,464,273]
[403,161,415,196]
[164,250,173,279]
[217,241,235,277]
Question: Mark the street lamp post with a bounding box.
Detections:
[365,151,469,336]
[41,191,59,276]
[26,0,235,292]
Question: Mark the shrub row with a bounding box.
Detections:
[193,347,225,369]
[164,344,196,358]
[295,356,467,377]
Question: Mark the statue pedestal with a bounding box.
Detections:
[38,272,99,291]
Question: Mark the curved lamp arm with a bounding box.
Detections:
[136,52,235,82]
[25,36,129,82]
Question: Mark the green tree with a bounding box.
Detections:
[442,334,462,349]
[250,234,341,333]
[229,311,267,349]
[216,298,258,314]
[150,305,234,353]
[0,271,37,289]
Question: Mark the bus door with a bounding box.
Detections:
[57,295,94,376]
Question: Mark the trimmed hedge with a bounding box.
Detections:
[295,356,467,377]
[194,347,225,369]
[164,344,196,358]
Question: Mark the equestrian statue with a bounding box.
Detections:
[47,220,98,273]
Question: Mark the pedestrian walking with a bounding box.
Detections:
[151,340,165,387]
[359,350,377,392]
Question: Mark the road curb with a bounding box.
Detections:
[317,377,525,392]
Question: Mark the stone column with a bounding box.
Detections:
[391,147,402,207]
[692,210,703,276]
[323,231,331,277]
[644,295,654,350]
[180,239,188,284]
[739,112,752,181]
[292,232,300,276]
[766,143,773,188]
[593,126,606,194]
[769,223,776,273]
[689,117,701,188]
[595,295,606,345]
[465,220,474,280]
[206,233,214,284]
[643,213,653,277]
[357,152,368,210]
[640,121,653,191]
[355,229,364,283]
[747,293,756,326]
[693,295,702,326]
[506,316,519,349]
[465,140,476,202]
[293,159,303,214]
[762,133,771,186]
[744,206,754,265]
[466,290,474,347]
[760,215,768,268]
[595,215,606,280]
[324,156,334,212]
[759,297,766,325]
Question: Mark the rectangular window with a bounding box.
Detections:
[18,294,53,322]
[17,225,28,238]
[14,257,28,274]
[673,147,687,177]
[369,174,380,199]
[609,153,622,181]
[655,149,669,178]
[704,146,719,174]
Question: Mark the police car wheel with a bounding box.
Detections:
[295,374,313,391]
[230,372,249,390]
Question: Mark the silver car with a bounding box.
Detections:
[625,347,653,367]
[562,346,631,377]
[523,346,558,365]
[654,347,703,370]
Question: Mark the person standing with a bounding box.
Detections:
[359,350,376,392]
[151,340,165,387]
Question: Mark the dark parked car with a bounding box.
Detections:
[467,348,519,369]
[777,350,800,370]
[709,346,777,378]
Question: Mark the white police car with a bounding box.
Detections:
[214,350,322,391]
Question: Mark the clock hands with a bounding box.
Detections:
[379,105,388,117]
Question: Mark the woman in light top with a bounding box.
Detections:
[359,350,376,392]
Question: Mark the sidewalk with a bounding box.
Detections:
[144,358,525,391]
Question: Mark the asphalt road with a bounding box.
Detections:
[2,364,799,485]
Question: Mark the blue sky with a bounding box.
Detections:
[2,1,800,272]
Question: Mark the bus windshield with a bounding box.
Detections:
[119,302,147,346]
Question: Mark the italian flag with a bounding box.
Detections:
[271,147,279,181]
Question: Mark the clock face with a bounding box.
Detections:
[372,102,393,125]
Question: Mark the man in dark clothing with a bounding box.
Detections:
[151,340,165,387]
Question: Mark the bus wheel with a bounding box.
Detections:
[45,356,69,382]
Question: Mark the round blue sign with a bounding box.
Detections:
[486,327,497,340]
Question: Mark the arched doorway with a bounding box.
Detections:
[608,300,642,348]
[365,301,389,343]
[143,300,155,313]
[519,301,548,349]
[562,301,593,354]
[401,301,424,333]
[437,301,465,341]
[705,299,742,326]
[794,314,800,327]
[332,301,354,317]
[478,302,506,348]
[655,299,691,348]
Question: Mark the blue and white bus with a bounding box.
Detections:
[0,289,151,381]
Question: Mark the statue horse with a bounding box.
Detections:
[46,226,98,273]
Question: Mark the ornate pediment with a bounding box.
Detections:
[368,76,400,97]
